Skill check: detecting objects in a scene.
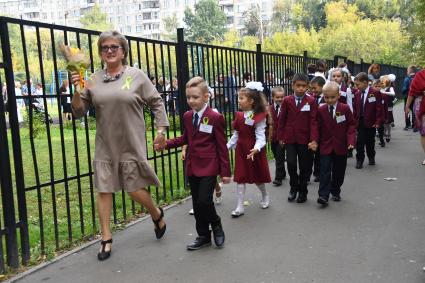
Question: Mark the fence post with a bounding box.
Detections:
[333,55,339,68]
[175,28,189,124]
[256,44,264,84]
[303,51,308,73]
[0,17,21,269]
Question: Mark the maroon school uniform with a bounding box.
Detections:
[233,111,271,184]
[318,103,356,155]
[339,84,349,104]
[269,104,279,143]
[384,87,394,123]
[166,106,231,178]
[352,87,383,128]
[381,92,389,123]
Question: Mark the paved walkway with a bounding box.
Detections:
[11,104,425,283]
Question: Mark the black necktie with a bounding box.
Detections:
[360,91,365,117]
[296,97,301,107]
[193,113,199,128]
[329,105,334,120]
[275,104,279,113]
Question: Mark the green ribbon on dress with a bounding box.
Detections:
[122,76,133,90]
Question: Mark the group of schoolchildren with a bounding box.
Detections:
[155,65,397,251]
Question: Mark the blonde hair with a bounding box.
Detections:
[323,81,340,94]
[186,76,209,94]
[271,86,285,97]
[380,76,391,88]
[98,30,129,65]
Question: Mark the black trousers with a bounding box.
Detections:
[188,176,221,237]
[378,125,384,143]
[270,142,286,180]
[404,96,415,128]
[312,148,320,177]
[356,118,376,162]
[286,144,313,195]
[318,153,347,199]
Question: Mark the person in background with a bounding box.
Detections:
[368,63,381,80]
[60,80,72,122]
[402,65,417,131]
[307,64,317,81]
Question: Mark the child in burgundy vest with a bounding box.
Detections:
[227,82,271,218]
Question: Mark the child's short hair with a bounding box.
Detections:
[322,81,340,94]
[310,76,326,87]
[239,87,266,114]
[307,64,316,74]
[354,72,369,83]
[271,86,285,97]
[292,73,309,84]
[380,75,391,87]
[316,60,327,71]
[186,76,208,94]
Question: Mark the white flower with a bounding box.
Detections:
[245,81,264,92]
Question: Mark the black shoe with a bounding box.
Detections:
[317,197,328,206]
[313,175,320,182]
[413,128,419,132]
[368,158,375,165]
[380,141,385,147]
[152,207,166,239]
[347,151,353,158]
[355,160,363,169]
[187,236,212,251]
[331,195,341,202]
[391,123,395,127]
[97,239,112,261]
[212,223,225,248]
[385,138,390,143]
[273,179,282,186]
[296,194,307,203]
[403,127,409,131]
[288,191,297,202]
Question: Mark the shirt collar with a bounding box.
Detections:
[364,86,370,95]
[194,103,208,118]
[328,102,338,110]
[243,110,254,118]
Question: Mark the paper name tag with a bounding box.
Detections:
[199,123,213,133]
[67,97,71,103]
[368,97,376,103]
[388,107,393,111]
[336,115,346,123]
[245,118,254,126]
[340,91,347,97]
[301,104,310,112]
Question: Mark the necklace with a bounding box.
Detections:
[103,66,126,82]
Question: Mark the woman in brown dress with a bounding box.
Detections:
[71,30,169,261]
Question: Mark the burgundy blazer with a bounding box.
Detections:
[166,106,231,178]
[318,103,356,156]
[269,104,280,143]
[352,87,383,128]
[277,94,319,145]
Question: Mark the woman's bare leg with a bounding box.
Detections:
[128,188,165,229]
[97,193,113,251]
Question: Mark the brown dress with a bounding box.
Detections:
[72,66,169,192]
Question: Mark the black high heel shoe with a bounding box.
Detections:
[152,207,166,239]
[97,239,112,261]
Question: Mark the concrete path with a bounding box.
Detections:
[11,104,425,283]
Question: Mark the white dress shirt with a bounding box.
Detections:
[227,110,267,151]
[192,103,208,126]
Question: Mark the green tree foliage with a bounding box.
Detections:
[183,0,227,42]
[411,0,425,65]
[270,0,293,33]
[162,13,180,41]
[80,4,112,31]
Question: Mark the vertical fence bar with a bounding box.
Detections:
[0,18,20,269]
[256,44,264,85]
[176,28,189,118]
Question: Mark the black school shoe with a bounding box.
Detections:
[331,195,341,202]
[288,190,297,202]
[317,196,328,206]
[296,193,307,203]
[187,236,212,251]
[273,179,283,186]
[212,223,225,248]
[355,160,363,169]
[368,158,375,165]
[313,175,320,182]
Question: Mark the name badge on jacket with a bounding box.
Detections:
[336,115,346,124]
[368,96,376,103]
[199,123,213,133]
[340,91,347,97]
[301,104,310,112]
[245,118,254,126]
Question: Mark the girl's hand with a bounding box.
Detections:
[247,148,259,161]
[308,141,318,151]
[221,177,231,184]
[348,144,354,150]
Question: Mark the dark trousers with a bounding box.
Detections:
[378,125,384,143]
[270,142,286,180]
[188,175,221,237]
[286,144,313,195]
[404,96,415,128]
[313,148,320,177]
[356,118,376,162]
[318,153,347,199]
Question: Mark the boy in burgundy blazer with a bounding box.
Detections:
[269,86,286,186]
[277,73,319,203]
[317,82,356,206]
[352,73,383,169]
[309,76,327,182]
[161,77,231,250]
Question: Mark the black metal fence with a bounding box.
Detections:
[0,16,407,273]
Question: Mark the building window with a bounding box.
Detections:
[143,13,151,20]
[136,25,142,32]
[127,26,131,32]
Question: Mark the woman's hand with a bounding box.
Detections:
[70,72,81,89]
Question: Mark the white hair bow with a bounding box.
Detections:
[245,81,264,92]
[388,74,396,82]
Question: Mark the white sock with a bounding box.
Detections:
[235,183,246,212]
[257,183,268,201]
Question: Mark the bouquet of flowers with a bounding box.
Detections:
[59,44,91,92]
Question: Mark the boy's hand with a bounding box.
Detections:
[348,144,354,150]
[247,148,259,161]
[279,140,285,147]
[308,141,318,151]
[221,177,231,184]
[154,136,166,151]
[181,149,186,160]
